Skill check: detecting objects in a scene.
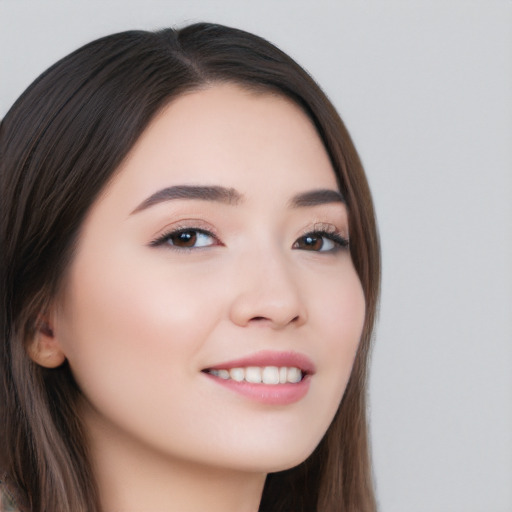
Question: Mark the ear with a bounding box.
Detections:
[27,315,66,368]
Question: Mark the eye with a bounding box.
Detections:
[293,230,349,252]
[150,228,219,249]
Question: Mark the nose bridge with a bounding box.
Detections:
[229,241,307,329]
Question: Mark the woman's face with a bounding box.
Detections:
[50,83,365,473]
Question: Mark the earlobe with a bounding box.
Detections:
[27,318,66,368]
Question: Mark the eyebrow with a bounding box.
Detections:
[131,185,243,214]
[130,185,345,215]
[290,189,345,207]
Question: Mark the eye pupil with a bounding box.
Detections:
[301,235,323,251]
[173,230,197,247]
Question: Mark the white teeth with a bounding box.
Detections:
[229,368,245,382]
[208,366,304,384]
[262,366,280,385]
[245,367,262,383]
[286,367,302,383]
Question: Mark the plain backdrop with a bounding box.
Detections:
[1,1,511,511]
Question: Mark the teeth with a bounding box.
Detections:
[245,367,262,383]
[286,367,302,383]
[262,366,280,384]
[207,366,304,384]
[229,368,245,382]
[217,369,230,380]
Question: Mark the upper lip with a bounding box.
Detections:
[203,350,316,375]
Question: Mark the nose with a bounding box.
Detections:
[228,251,307,330]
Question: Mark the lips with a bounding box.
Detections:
[206,366,304,385]
[203,350,315,375]
[201,350,315,405]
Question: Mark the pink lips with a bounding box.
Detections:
[202,350,315,405]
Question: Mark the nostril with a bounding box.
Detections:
[248,314,302,326]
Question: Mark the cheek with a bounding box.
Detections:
[54,248,222,407]
[306,266,366,414]
[309,261,366,358]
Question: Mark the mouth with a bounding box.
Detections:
[200,351,314,405]
[202,365,306,384]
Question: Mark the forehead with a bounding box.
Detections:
[106,83,338,204]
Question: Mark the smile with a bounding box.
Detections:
[204,366,304,384]
[202,351,314,405]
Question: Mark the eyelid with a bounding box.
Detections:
[148,219,221,248]
[294,222,350,252]
[298,222,348,240]
[147,220,348,251]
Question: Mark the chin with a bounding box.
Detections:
[209,432,325,474]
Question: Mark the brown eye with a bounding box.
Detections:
[293,231,349,253]
[150,228,218,249]
[170,230,198,247]
[295,234,324,251]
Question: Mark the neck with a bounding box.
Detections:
[83,406,266,512]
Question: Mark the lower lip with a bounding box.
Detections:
[203,373,311,405]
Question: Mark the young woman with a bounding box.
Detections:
[0,23,380,512]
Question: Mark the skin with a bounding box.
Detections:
[32,83,366,512]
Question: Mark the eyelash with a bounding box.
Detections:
[150,226,349,253]
[149,227,220,251]
[293,229,349,252]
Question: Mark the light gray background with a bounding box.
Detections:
[1,1,511,511]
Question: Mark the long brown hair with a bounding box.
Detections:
[0,23,380,512]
